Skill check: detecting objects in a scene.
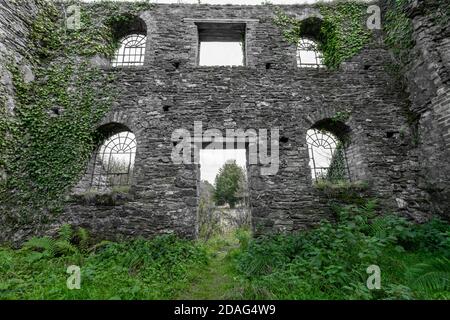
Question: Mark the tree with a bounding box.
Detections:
[213,160,247,209]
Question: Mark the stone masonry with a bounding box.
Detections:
[0,1,448,242]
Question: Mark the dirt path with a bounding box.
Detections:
[178,237,240,300]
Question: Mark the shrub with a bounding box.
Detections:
[233,202,450,300]
[0,229,208,299]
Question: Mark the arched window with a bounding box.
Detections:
[307,128,348,182]
[112,34,147,67]
[297,38,324,68]
[90,131,136,190]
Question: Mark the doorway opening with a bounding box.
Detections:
[197,148,251,240]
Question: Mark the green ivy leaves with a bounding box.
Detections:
[383,0,414,66]
[1,1,129,227]
[274,1,372,69]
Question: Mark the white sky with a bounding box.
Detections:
[199,42,244,66]
[200,149,247,184]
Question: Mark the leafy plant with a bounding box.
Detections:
[232,201,450,300]
[214,160,247,209]
[0,232,208,300]
[407,257,450,294]
[273,1,372,69]
[383,0,414,67]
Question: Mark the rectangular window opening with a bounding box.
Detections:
[196,22,246,67]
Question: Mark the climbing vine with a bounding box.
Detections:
[31,0,155,62]
[273,1,372,69]
[384,0,449,68]
[383,0,414,67]
[0,0,154,228]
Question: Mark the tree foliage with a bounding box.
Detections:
[213,160,246,209]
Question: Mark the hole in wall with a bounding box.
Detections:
[173,61,180,69]
[386,131,399,138]
[90,131,136,191]
[265,63,272,70]
[198,147,251,240]
[280,136,289,143]
[196,22,246,66]
[51,107,60,115]
[163,105,171,112]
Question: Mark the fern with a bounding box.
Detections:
[22,225,81,258]
[53,240,78,256]
[23,237,55,256]
[58,224,73,242]
[77,228,90,252]
[407,257,450,292]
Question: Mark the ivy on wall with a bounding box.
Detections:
[31,0,155,62]
[273,1,372,69]
[383,0,414,67]
[0,0,154,228]
[384,0,449,68]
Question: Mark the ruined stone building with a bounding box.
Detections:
[0,0,448,242]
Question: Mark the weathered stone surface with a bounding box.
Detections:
[0,1,448,243]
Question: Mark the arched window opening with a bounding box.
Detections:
[108,14,147,68]
[295,16,325,69]
[112,34,147,67]
[297,38,324,68]
[90,131,136,190]
[307,128,349,182]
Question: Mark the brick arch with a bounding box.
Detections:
[138,11,158,65]
[292,8,323,22]
[97,110,136,133]
[108,14,147,40]
[302,106,341,129]
[96,110,143,152]
[71,119,138,194]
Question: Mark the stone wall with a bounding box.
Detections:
[0,0,41,114]
[1,1,447,242]
[400,0,450,220]
[60,3,421,240]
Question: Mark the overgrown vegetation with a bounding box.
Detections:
[384,0,449,69]
[1,1,154,229]
[1,202,448,300]
[198,180,221,240]
[383,0,414,67]
[2,62,115,226]
[229,201,450,299]
[0,226,208,299]
[274,1,372,69]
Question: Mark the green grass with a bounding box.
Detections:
[227,202,450,300]
[0,203,449,300]
[0,233,208,300]
[177,233,241,300]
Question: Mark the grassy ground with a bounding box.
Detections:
[0,234,209,300]
[177,234,240,300]
[0,203,449,300]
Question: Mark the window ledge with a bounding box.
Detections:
[183,18,259,23]
[67,188,134,206]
